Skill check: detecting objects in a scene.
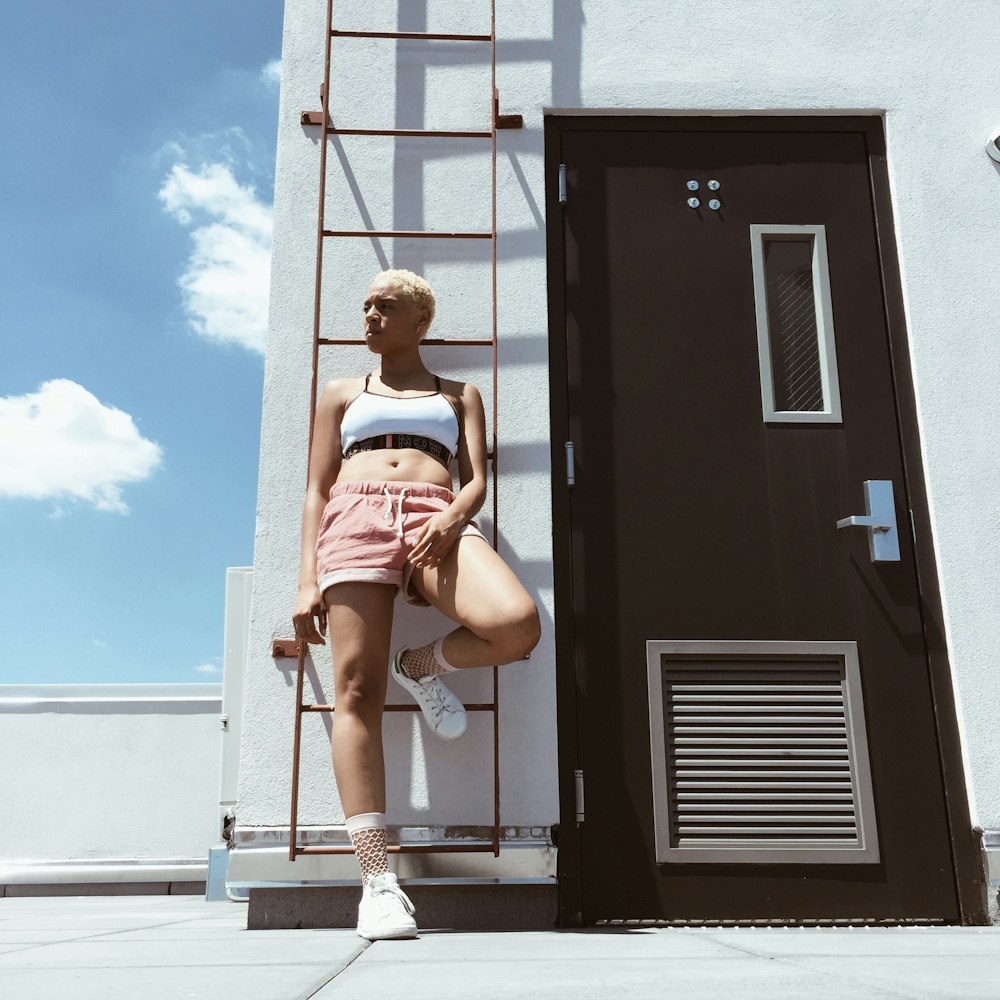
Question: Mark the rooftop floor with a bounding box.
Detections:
[1,895,998,999]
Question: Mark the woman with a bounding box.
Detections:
[292,269,541,940]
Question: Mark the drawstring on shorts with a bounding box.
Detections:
[382,485,409,539]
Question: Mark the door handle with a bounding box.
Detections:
[836,480,900,562]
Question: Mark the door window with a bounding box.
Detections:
[750,224,843,423]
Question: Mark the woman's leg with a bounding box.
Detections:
[324,581,396,882]
[405,536,541,670]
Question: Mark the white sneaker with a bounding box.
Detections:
[391,648,468,740]
[357,872,418,940]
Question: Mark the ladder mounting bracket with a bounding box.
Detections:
[494,92,523,130]
[301,83,328,127]
[272,638,302,658]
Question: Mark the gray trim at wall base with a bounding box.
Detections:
[983,830,1000,884]
[247,882,558,930]
[234,824,553,847]
[228,838,555,884]
[2,881,207,897]
[0,860,209,884]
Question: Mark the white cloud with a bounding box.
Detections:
[0,380,162,514]
[261,59,282,87]
[153,129,252,174]
[159,162,272,354]
[194,662,222,675]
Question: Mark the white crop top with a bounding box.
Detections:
[340,374,460,458]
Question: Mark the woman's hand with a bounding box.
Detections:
[408,510,463,569]
[292,584,327,645]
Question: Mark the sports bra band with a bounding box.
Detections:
[344,433,453,467]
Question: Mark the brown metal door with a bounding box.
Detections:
[554,121,960,922]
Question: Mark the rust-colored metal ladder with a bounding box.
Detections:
[283,0,522,862]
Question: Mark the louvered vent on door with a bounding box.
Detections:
[646,641,879,864]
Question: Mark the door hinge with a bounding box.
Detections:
[565,441,575,487]
[558,163,567,206]
[574,768,585,823]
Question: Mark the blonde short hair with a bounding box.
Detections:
[371,269,436,332]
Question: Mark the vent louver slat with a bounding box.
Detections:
[678,791,854,799]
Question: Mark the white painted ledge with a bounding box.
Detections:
[0,684,222,705]
[0,859,209,884]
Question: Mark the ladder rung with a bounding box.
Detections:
[328,127,492,138]
[318,337,494,347]
[323,229,492,240]
[293,842,500,855]
[331,29,492,42]
[301,703,497,713]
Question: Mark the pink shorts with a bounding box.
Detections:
[315,480,487,607]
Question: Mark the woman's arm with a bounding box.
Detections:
[293,379,347,644]
[449,380,488,521]
[408,381,488,569]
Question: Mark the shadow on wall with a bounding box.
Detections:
[309,0,583,276]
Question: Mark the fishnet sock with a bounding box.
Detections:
[349,826,390,886]
[400,638,456,680]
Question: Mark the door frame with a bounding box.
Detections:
[544,113,985,926]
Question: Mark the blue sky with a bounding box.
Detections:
[0,1,284,683]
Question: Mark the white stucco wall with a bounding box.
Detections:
[240,0,1000,865]
[0,685,222,879]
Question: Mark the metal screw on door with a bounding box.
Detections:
[836,480,900,562]
[687,180,721,209]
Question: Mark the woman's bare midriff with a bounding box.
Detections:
[336,449,454,490]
